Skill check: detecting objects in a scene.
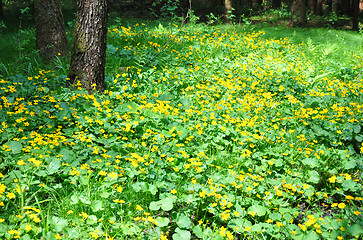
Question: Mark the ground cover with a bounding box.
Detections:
[0,21,362,239]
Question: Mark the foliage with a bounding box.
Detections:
[0,21,363,240]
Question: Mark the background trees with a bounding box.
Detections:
[34,0,68,60]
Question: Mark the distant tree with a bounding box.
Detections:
[340,0,351,15]
[0,0,3,20]
[290,0,306,26]
[271,0,281,9]
[251,0,262,11]
[224,0,233,23]
[34,0,68,60]
[307,0,316,14]
[316,0,323,15]
[68,0,108,94]
[352,0,359,30]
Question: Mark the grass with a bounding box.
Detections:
[0,18,362,240]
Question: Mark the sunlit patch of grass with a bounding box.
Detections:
[0,21,362,239]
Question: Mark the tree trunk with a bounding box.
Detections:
[340,0,351,15]
[307,0,316,14]
[251,0,262,11]
[290,0,306,26]
[316,0,323,15]
[68,0,108,94]
[272,0,281,9]
[34,0,68,60]
[0,0,3,20]
[352,0,359,30]
[225,0,233,23]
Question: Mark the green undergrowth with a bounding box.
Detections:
[0,21,363,240]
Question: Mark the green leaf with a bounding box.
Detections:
[50,216,68,232]
[160,197,174,211]
[149,201,161,211]
[347,223,363,236]
[79,194,91,205]
[303,230,319,240]
[172,228,191,240]
[307,170,320,184]
[148,184,158,195]
[248,205,268,216]
[251,223,262,232]
[48,158,61,174]
[192,225,203,238]
[86,215,97,225]
[343,160,356,170]
[156,217,169,227]
[302,158,318,168]
[342,179,358,191]
[149,197,174,211]
[176,214,191,229]
[269,212,282,221]
[70,195,79,204]
[91,200,103,212]
[7,141,22,154]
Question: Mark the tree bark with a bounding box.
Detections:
[68,0,108,94]
[0,0,3,20]
[272,0,281,9]
[316,0,323,15]
[290,0,306,26]
[225,0,233,23]
[34,0,68,60]
[251,0,262,11]
[340,0,351,15]
[352,0,359,30]
[307,0,316,14]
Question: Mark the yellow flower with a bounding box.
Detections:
[67,210,73,214]
[328,175,336,183]
[79,212,89,218]
[116,186,123,193]
[243,226,251,232]
[248,211,256,217]
[98,170,107,176]
[17,160,26,166]
[136,205,143,211]
[170,189,177,194]
[6,192,16,199]
[25,224,32,231]
[108,172,117,179]
[338,203,346,209]
[298,224,307,231]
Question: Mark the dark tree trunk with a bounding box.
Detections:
[307,0,316,14]
[251,0,262,11]
[290,0,306,26]
[352,0,359,30]
[316,0,323,15]
[272,0,281,8]
[0,0,3,20]
[225,0,233,23]
[340,0,351,15]
[34,0,68,60]
[68,0,108,94]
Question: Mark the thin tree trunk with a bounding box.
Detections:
[316,0,323,15]
[68,0,108,94]
[225,0,233,23]
[34,0,68,60]
[340,0,351,15]
[307,0,316,14]
[290,0,306,26]
[0,0,3,20]
[352,0,359,30]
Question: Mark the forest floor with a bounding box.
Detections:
[0,17,363,240]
